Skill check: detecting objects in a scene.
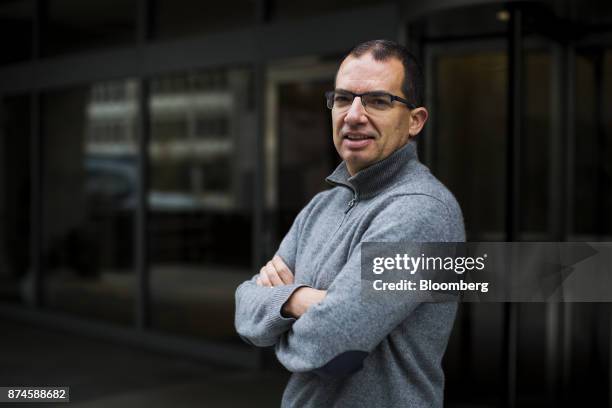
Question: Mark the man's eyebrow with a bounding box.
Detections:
[334,88,390,94]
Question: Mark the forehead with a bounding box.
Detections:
[336,53,404,94]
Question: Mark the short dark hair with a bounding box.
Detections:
[340,39,424,107]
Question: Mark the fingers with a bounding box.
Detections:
[258,266,272,287]
[258,263,282,287]
[265,261,285,286]
[271,255,294,284]
[257,255,295,287]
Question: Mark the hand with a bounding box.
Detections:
[256,255,294,287]
[282,287,327,318]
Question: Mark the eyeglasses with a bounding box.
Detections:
[325,90,417,113]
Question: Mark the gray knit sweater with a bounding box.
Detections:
[235,141,465,407]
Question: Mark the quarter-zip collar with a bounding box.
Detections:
[325,141,419,200]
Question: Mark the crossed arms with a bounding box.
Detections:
[257,255,326,319]
[234,194,454,377]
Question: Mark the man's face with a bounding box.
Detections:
[332,53,424,175]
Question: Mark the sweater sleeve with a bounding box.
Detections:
[274,194,464,376]
[234,278,307,347]
[234,197,316,347]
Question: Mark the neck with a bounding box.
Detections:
[326,141,419,199]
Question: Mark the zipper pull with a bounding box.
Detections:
[345,197,357,214]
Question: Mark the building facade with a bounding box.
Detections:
[0,0,611,406]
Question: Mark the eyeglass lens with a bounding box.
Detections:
[328,91,393,112]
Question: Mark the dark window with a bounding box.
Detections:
[0,0,33,65]
[0,94,31,304]
[148,68,254,342]
[155,0,254,40]
[573,49,612,236]
[434,52,507,240]
[43,0,137,57]
[41,80,138,325]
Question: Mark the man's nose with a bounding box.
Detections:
[344,97,368,125]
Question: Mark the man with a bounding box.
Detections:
[235,39,464,407]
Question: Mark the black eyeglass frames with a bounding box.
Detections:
[325,90,417,112]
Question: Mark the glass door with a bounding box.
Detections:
[264,62,338,255]
[420,4,558,407]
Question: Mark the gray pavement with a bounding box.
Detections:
[0,317,288,407]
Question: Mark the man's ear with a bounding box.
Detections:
[408,107,428,137]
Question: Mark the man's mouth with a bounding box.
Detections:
[343,133,375,140]
[342,133,375,149]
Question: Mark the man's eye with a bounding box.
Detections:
[334,95,351,104]
[369,98,391,107]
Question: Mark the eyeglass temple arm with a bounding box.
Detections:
[391,95,417,109]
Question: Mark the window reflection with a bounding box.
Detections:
[574,49,612,237]
[275,80,337,242]
[149,68,254,340]
[521,52,551,238]
[435,52,507,240]
[42,80,138,324]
